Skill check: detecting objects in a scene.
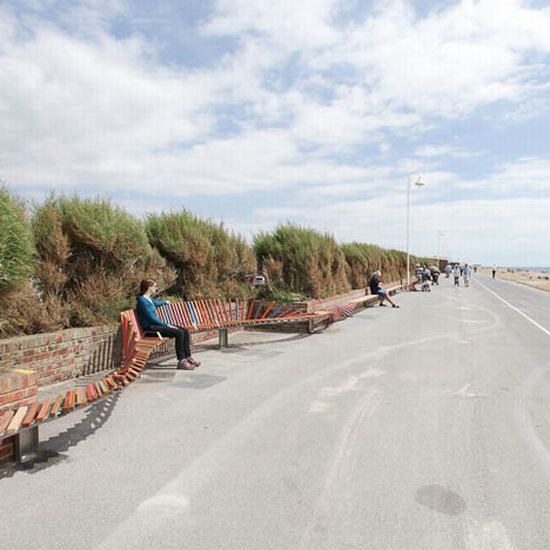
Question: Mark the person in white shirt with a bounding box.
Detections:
[463,264,471,287]
[452,265,461,287]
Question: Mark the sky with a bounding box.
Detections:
[1,0,550,266]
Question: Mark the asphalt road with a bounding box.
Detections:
[2,273,550,549]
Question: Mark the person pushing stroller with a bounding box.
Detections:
[421,266,432,292]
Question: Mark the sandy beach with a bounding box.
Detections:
[479,267,550,292]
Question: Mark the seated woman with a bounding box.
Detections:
[136,279,201,371]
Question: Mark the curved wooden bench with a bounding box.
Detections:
[120,298,321,374]
[0,295,360,464]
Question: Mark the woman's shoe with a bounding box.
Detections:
[188,357,201,367]
[177,359,194,370]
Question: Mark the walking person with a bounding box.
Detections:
[136,279,201,370]
[492,265,497,279]
[430,265,440,285]
[463,264,471,287]
[369,270,400,308]
[453,265,461,287]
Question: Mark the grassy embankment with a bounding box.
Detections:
[1,187,431,337]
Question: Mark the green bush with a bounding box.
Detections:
[0,186,433,337]
[0,186,35,292]
[340,242,413,288]
[255,224,350,298]
[32,196,175,326]
[146,210,256,299]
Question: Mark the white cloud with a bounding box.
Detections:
[2,1,550,267]
[203,0,339,49]
[317,0,550,118]
[454,156,550,194]
[0,8,219,190]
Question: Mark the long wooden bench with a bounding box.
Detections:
[321,281,406,321]
[120,298,322,373]
[0,299,320,464]
[1,288,403,464]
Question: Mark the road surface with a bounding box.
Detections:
[1,273,550,549]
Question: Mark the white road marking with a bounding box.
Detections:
[320,376,359,396]
[359,367,386,379]
[308,400,331,413]
[476,279,550,338]
[137,494,189,513]
[450,383,488,398]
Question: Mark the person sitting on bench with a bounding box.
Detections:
[136,279,201,371]
[369,270,400,308]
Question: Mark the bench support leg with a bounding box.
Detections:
[218,328,229,348]
[14,426,40,464]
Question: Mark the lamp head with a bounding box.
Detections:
[414,176,425,187]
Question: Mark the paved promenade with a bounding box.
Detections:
[2,274,550,549]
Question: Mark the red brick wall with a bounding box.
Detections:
[0,437,13,462]
[0,370,38,410]
[0,370,39,464]
[0,325,122,387]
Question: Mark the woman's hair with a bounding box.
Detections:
[139,279,155,296]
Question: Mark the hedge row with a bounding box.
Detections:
[0,188,431,336]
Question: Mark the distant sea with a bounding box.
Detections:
[508,267,550,272]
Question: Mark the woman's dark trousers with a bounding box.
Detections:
[148,325,191,360]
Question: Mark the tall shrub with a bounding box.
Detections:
[340,242,409,288]
[0,186,35,292]
[340,242,370,288]
[146,210,256,298]
[0,187,41,337]
[32,196,174,325]
[255,224,350,298]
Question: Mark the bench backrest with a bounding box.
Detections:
[163,299,314,326]
[121,299,310,339]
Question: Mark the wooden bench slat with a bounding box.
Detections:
[0,410,16,436]
[74,388,87,407]
[93,382,103,398]
[86,384,96,402]
[50,394,64,417]
[36,399,52,422]
[22,402,41,427]
[6,406,27,435]
[105,376,118,389]
[62,390,75,414]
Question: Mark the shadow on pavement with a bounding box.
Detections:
[0,392,121,480]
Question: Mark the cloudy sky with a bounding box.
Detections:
[1,0,550,266]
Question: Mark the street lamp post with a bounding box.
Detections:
[436,230,444,268]
[406,173,425,288]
